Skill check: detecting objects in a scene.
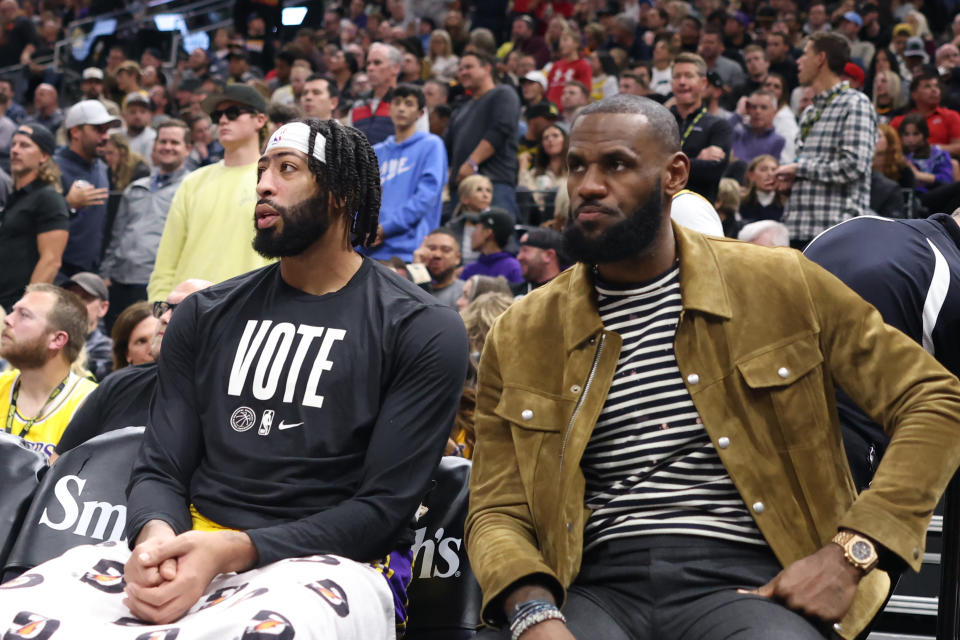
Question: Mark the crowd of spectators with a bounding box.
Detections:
[0,0,959,453]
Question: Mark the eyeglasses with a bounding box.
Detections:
[152,301,178,318]
[210,105,257,122]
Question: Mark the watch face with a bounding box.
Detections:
[851,540,874,562]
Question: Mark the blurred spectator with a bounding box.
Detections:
[606,13,650,61]
[519,70,548,108]
[513,228,566,296]
[561,81,590,124]
[0,283,94,459]
[109,301,157,370]
[460,289,513,368]
[519,101,560,156]
[890,70,960,158]
[872,69,906,124]
[148,85,172,128]
[731,45,771,105]
[101,133,149,250]
[456,274,513,312]
[836,11,875,68]
[0,87,15,172]
[271,64,310,106]
[649,35,674,96]
[545,31,592,110]
[114,61,143,101]
[365,85,447,262]
[122,92,157,165]
[937,44,960,76]
[0,123,68,311]
[429,103,451,136]
[903,36,930,80]
[184,113,224,170]
[423,78,449,108]
[738,219,790,246]
[350,42,402,144]
[589,50,621,101]
[519,123,568,194]
[740,154,786,222]
[299,74,339,120]
[57,101,118,276]
[62,272,112,381]
[101,120,191,329]
[704,71,732,119]
[0,0,35,68]
[803,1,830,36]
[459,208,522,284]
[778,33,876,249]
[227,50,259,83]
[414,227,465,307]
[0,78,25,124]
[714,177,742,237]
[499,15,551,68]
[729,90,786,165]
[448,174,493,262]
[841,61,866,91]
[765,31,799,91]
[447,51,521,219]
[874,123,915,187]
[327,47,359,99]
[900,113,960,213]
[30,83,61,134]
[148,85,273,300]
[671,53,732,202]
[467,28,498,59]
[698,25,745,100]
[428,29,459,82]
[762,73,799,163]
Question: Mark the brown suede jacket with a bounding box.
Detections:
[465,223,960,639]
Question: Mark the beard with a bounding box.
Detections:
[253,191,332,258]
[563,180,664,265]
[1,333,51,370]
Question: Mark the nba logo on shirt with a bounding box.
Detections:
[258,410,274,436]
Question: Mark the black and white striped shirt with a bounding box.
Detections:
[581,265,765,551]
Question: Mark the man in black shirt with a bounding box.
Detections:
[669,52,732,203]
[0,122,68,311]
[54,278,213,456]
[120,119,467,630]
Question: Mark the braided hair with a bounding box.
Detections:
[302,118,381,247]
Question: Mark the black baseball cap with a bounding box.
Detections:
[14,122,55,155]
[476,208,516,248]
[524,101,560,121]
[201,83,268,114]
[520,228,569,266]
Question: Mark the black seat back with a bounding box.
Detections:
[3,427,144,580]
[0,433,48,571]
[405,456,480,640]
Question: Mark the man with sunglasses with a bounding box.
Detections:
[148,85,273,301]
[56,100,119,277]
[54,278,212,457]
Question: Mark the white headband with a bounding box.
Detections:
[265,122,326,164]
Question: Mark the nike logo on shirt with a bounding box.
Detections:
[278,421,303,430]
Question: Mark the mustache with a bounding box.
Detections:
[574,201,620,217]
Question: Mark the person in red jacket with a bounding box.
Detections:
[546,30,592,110]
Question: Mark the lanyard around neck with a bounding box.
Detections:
[680,107,707,146]
[799,86,842,142]
[4,374,69,439]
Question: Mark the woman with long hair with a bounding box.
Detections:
[110,301,158,371]
[102,133,149,252]
[519,124,569,193]
[899,114,960,214]
[874,124,913,187]
[872,69,905,123]
[588,50,620,101]
[428,29,459,82]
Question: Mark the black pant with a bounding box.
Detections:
[478,536,826,640]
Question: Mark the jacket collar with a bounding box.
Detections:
[561,222,732,350]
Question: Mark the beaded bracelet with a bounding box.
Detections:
[510,606,565,640]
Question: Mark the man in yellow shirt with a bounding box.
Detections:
[147,84,275,301]
[0,283,96,459]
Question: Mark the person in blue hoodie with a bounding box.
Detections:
[364,84,448,263]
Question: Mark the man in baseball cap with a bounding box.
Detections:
[146,74,272,300]
[514,227,567,295]
[460,207,523,284]
[56,101,119,277]
[62,272,112,380]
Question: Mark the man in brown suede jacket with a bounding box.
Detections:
[465,95,960,640]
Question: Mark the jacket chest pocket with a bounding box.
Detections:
[494,386,573,509]
[736,334,829,450]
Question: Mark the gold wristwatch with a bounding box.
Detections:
[832,530,879,573]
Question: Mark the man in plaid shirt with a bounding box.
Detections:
[776,33,876,249]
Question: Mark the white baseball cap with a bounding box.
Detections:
[64,99,122,129]
[520,70,548,92]
[82,67,104,80]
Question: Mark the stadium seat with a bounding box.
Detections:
[405,456,481,640]
[0,433,49,571]
[2,426,144,581]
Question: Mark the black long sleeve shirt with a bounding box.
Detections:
[126,260,469,566]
